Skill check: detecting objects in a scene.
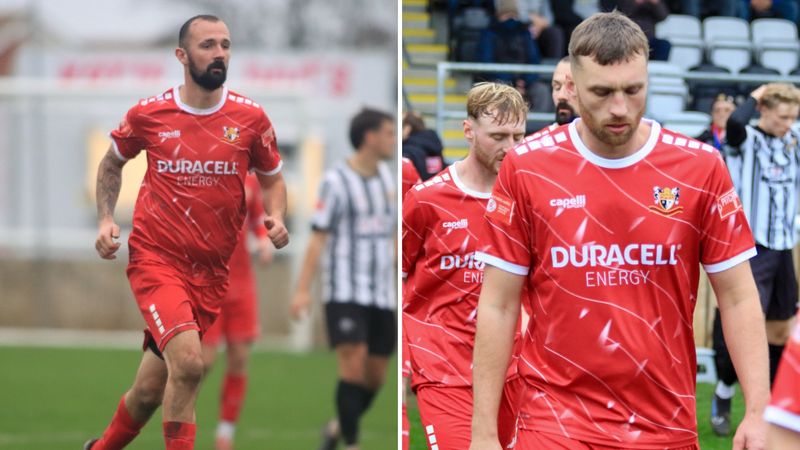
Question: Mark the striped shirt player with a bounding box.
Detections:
[476,119,756,448]
[311,160,395,311]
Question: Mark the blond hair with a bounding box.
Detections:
[760,83,800,110]
[466,82,528,126]
[569,11,649,66]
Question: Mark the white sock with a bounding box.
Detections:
[715,381,735,400]
[216,421,235,440]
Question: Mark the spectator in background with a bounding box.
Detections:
[479,0,550,111]
[507,0,566,58]
[550,0,601,49]
[740,0,799,22]
[602,0,672,61]
[680,0,739,17]
[697,93,736,151]
[402,112,445,181]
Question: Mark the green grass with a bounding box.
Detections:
[0,346,397,450]
[407,383,745,449]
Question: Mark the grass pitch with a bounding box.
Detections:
[0,346,397,449]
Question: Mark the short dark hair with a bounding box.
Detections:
[403,111,426,134]
[179,15,221,49]
[569,11,649,66]
[350,108,394,150]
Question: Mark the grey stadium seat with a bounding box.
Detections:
[703,16,752,74]
[751,18,800,75]
[655,15,704,70]
[661,111,712,138]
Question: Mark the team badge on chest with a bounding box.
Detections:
[222,126,240,143]
[649,186,684,216]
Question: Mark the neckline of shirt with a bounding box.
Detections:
[568,118,661,169]
[172,85,228,115]
[449,161,492,199]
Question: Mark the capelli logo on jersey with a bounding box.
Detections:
[442,219,468,229]
[158,130,181,139]
[222,126,240,143]
[649,186,684,216]
[550,194,586,209]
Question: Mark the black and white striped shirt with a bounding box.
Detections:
[727,123,800,250]
[310,160,396,309]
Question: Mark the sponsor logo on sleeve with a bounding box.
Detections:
[486,194,515,225]
[717,188,742,220]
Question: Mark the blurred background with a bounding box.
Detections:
[0,1,398,449]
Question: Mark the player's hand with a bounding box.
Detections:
[732,412,767,450]
[256,237,273,265]
[751,84,768,103]
[264,216,289,249]
[290,290,311,320]
[95,218,121,260]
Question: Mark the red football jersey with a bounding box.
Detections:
[402,157,421,199]
[227,174,268,285]
[402,163,493,389]
[765,316,800,433]
[111,86,281,285]
[477,119,755,448]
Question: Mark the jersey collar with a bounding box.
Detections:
[172,85,228,115]
[568,118,661,169]
[449,162,492,199]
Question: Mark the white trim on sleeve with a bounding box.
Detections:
[703,247,757,274]
[253,160,283,177]
[109,139,129,162]
[475,251,529,276]
[765,406,800,433]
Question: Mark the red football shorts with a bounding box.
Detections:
[127,260,227,353]
[202,272,259,346]
[416,384,517,450]
[514,428,700,450]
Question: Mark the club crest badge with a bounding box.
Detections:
[222,126,240,143]
[649,186,684,216]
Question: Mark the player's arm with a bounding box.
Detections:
[94,145,128,260]
[290,230,328,320]
[255,171,289,249]
[470,266,523,450]
[709,260,769,450]
[769,424,800,449]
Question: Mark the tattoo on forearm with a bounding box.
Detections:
[96,153,123,219]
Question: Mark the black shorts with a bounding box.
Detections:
[751,245,799,321]
[324,302,396,356]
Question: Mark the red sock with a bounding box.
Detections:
[92,395,144,450]
[220,373,248,423]
[163,421,196,450]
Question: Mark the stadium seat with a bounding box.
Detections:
[648,61,687,88]
[450,6,490,61]
[655,15,704,70]
[687,63,736,113]
[703,16,752,74]
[751,18,800,75]
[661,111,712,138]
[647,84,688,121]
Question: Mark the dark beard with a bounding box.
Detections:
[555,101,577,125]
[188,58,227,91]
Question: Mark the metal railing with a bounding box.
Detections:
[435,61,800,137]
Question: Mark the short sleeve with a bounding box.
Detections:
[401,188,427,278]
[109,105,148,161]
[475,154,533,275]
[250,110,283,176]
[310,174,343,232]
[700,153,756,273]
